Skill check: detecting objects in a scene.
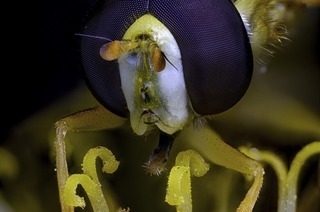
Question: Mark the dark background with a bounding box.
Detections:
[3,0,96,141]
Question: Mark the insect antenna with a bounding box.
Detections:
[74,33,113,42]
[163,54,179,71]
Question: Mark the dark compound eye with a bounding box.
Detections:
[80,1,148,118]
[149,0,253,115]
[80,0,252,117]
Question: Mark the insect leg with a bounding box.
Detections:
[179,125,264,212]
[54,106,126,212]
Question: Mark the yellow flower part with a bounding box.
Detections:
[240,141,320,212]
[62,146,120,212]
[82,146,120,183]
[166,150,210,212]
[63,174,108,211]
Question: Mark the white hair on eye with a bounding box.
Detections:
[240,13,252,39]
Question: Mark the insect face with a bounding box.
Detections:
[115,15,193,135]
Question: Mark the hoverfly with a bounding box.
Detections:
[53,0,320,211]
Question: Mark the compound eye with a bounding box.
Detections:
[150,0,253,115]
[79,1,147,118]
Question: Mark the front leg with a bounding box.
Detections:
[179,125,264,212]
[54,105,126,212]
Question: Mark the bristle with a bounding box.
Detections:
[235,0,291,64]
[74,33,113,41]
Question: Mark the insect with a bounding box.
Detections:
[53,0,320,211]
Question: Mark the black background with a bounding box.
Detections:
[3,0,97,141]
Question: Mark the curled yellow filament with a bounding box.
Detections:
[166,150,209,212]
[62,146,120,211]
[82,146,120,183]
[240,141,320,212]
[63,174,108,211]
